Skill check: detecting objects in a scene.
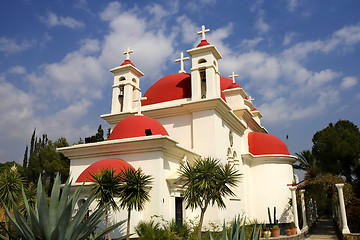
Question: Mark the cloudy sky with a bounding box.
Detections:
[1,0,360,166]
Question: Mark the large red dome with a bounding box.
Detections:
[108,115,169,140]
[248,132,290,156]
[76,158,134,183]
[142,73,241,106]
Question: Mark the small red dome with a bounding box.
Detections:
[120,59,135,66]
[108,115,169,140]
[197,39,210,47]
[76,158,134,183]
[252,107,258,111]
[142,73,241,106]
[248,132,290,156]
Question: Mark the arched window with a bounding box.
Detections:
[198,58,207,64]
[119,76,125,82]
[200,69,206,98]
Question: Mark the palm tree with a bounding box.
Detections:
[90,168,122,240]
[294,150,319,179]
[118,168,153,240]
[178,157,241,237]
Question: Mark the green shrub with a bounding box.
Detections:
[347,204,360,232]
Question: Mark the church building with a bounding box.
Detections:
[58,25,297,237]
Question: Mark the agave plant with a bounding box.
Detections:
[0,174,128,240]
[207,216,267,240]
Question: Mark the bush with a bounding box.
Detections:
[347,205,360,233]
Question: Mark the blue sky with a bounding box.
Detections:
[1,0,360,168]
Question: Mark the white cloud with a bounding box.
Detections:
[186,0,216,12]
[334,22,360,46]
[341,76,358,89]
[146,3,170,22]
[0,37,35,54]
[99,8,176,84]
[283,22,360,61]
[356,92,360,101]
[100,1,121,21]
[283,32,296,46]
[8,66,26,74]
[255,15,270,34]
[40,12,85,29]
[287,0,298,12]
[250,0,264,12]
[176,15,198,44]
[240,37,264,49]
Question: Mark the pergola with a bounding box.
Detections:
[288,177,350,234]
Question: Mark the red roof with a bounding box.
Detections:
[108,115,169,140]
[197,39,210,47]
[248,132,290,156]
[120,59,135,66]
[142,73,241,106]
[76,158,134,183]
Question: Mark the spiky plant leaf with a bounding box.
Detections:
[0,174,127,240]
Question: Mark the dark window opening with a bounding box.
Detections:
[175,197,183,225]
[145,129,152,136]
[200,69,206,98]
[198,58,207,64]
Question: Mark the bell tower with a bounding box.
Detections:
[110,47,144,114]
[187,25,222,100]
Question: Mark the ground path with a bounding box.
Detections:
[305,217,339,240]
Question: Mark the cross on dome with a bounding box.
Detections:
[198,25,210,40]
[175,52,189,73]
[229,72,239,84]
[248,96,255,102]
[123,46,133,60]
[135,92,147,115]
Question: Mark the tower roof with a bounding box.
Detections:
[108,115,169,140]
[76,158,134,183]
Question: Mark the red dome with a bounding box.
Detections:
[108,115,169,140]
[248,132,290,156]
[76,158,134,183]
[197,39,210,47]
[120,59,135,66]
[142,73,241,106]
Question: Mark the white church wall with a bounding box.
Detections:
[192,109,218,156]
[248,159,294,223]
[156,114,193,149]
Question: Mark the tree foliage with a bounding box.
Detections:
[22,129,70,191]
[90,168,122,240]
[118,168,153,239]
[312,120,360,183]
[179,157,241,236]
[294,150,319,179]
[85,125,105,143]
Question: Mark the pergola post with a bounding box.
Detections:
[289,186,301,234]
[300,189,308,231]
[335,183,350,234]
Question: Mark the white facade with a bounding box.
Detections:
[58,26,297,238]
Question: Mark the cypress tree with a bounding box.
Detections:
[23,145,28,170]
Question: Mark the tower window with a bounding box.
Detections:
[198,59,207,64]
[118,87,124,111]
[200,69,206,98]
[145,129,152,136]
